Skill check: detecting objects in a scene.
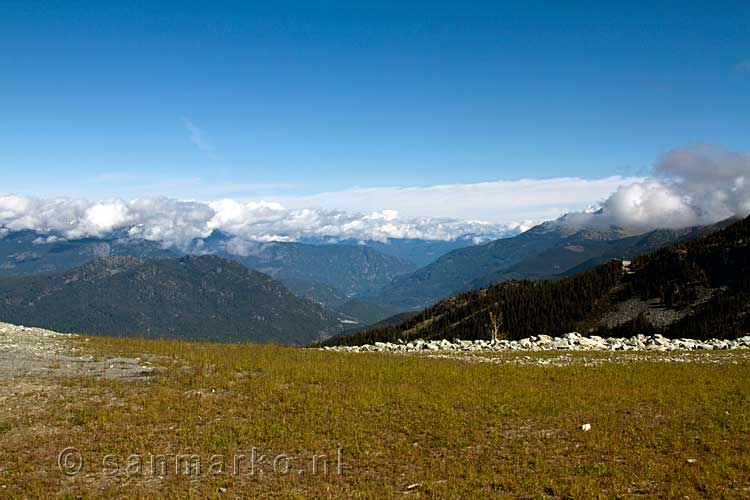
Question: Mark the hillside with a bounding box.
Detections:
[0,255,342,344]
[364,226,569,310]
[0,230,177,276]
[325,215,750,346]
[366,217,734,311]
[470,219,738,288]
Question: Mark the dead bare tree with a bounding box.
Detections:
[488,310,503,342]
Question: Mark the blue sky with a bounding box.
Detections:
[1,1,749,218]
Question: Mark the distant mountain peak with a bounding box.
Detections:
[526,211,642,240]
[61,256,144,284]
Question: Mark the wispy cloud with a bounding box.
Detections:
[735,59,750,73]
[182,118,213,153]
[92,171,291,198]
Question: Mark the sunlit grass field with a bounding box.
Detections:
[2,335,750,498]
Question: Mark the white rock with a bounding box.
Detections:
[322,332,750,355]
[551,339,570,349]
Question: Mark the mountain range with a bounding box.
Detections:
[0,255,341,344]
[364,217,738,310]
[0,230,177,276]
[191,231,418,296]
[0,229,416,326]
[301,236,481,267]
[324,215,750,347]
[0,214,743,343]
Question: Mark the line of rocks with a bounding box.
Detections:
[323,332,750,353]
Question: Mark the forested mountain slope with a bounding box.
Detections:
[367,217,735,311]
[0,255,342,344]
[325,215,750,346]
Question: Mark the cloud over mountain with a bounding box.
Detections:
[562,144,750,230]
[4,176,642,248]
[0,195,526,250]
[2,144,746,250]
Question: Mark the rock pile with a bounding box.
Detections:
[323,332,750,353]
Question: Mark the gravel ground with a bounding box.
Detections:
[0,322,155,380]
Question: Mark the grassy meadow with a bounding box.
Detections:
[1,336,749,498]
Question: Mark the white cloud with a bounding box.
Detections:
[2,144,747,251]
[85,201,131,231]
[1,175,634,248]
[559,143,750,230]
[0,194,527,250]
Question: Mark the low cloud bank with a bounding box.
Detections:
[0,195,528,250]
[274,176,641,223]
[2,143,747,251]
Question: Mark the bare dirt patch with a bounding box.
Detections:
[0,322,155,380]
